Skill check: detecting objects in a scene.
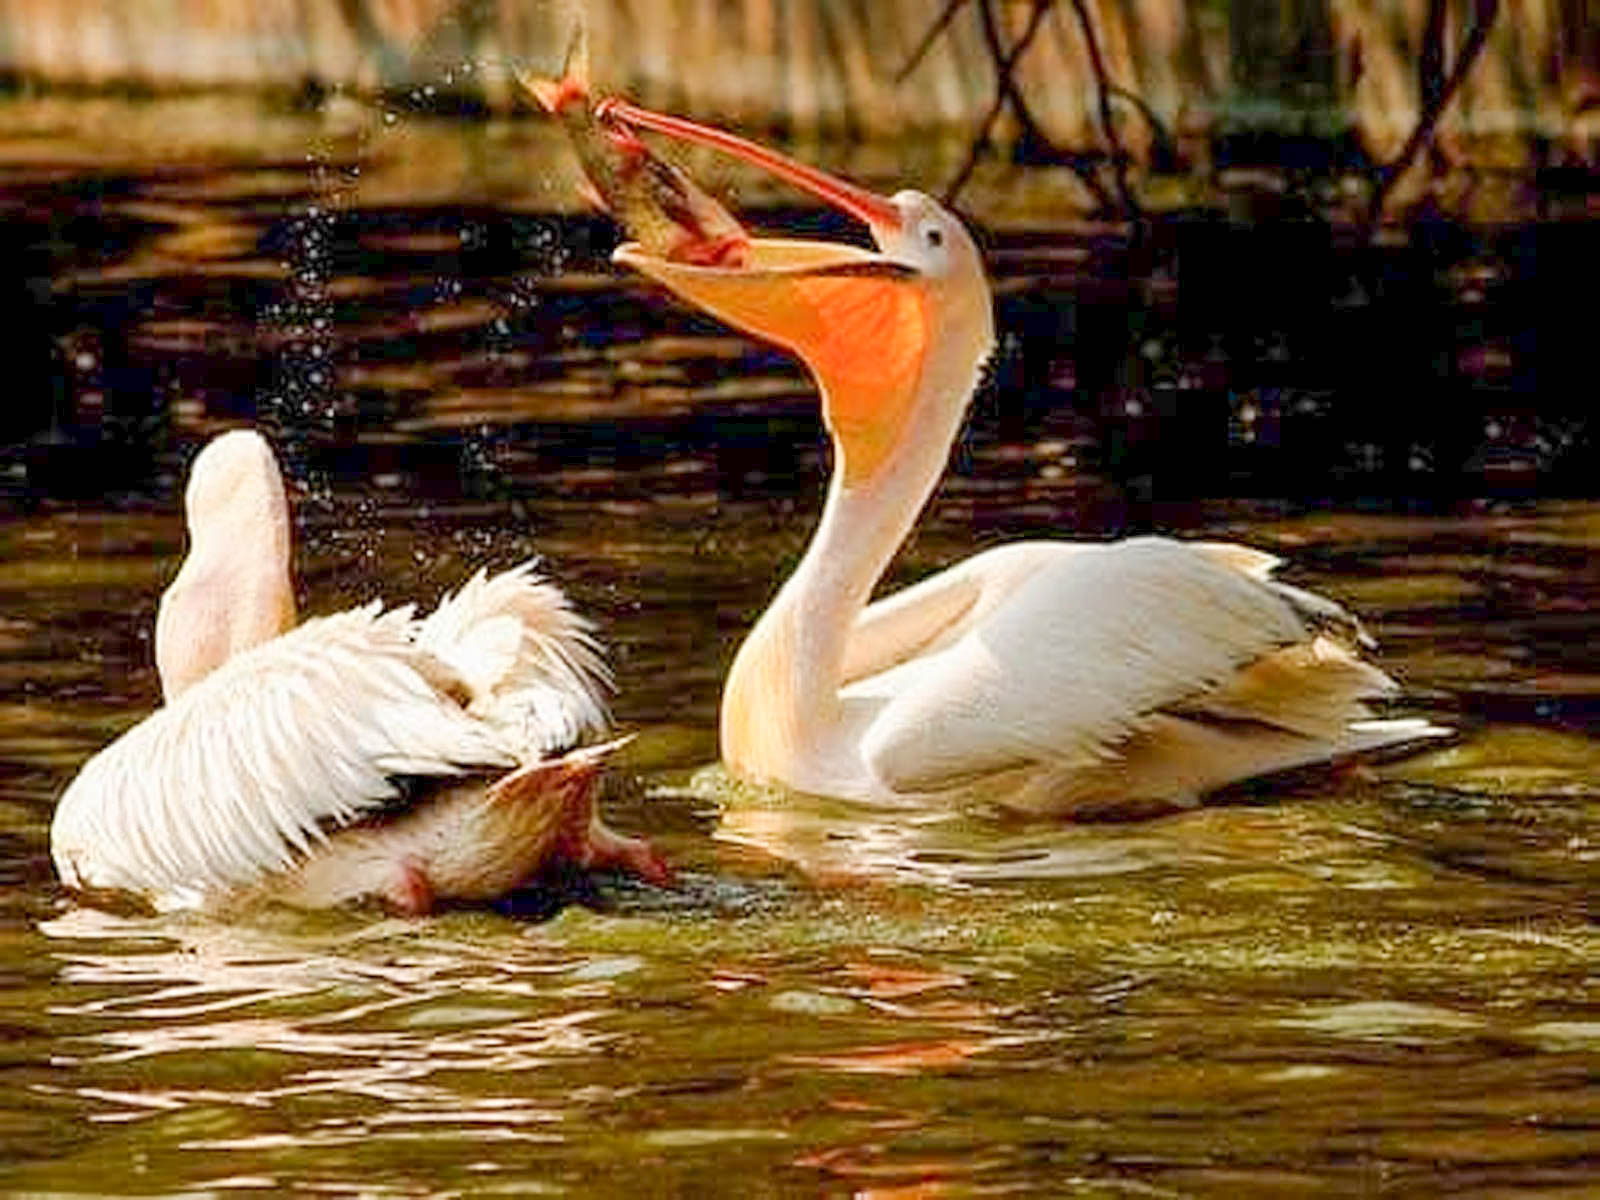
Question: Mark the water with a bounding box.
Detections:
[1,97,1597,1196]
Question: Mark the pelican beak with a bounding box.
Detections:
[599,98,903,240]
[604,104,928,487]
[605,101,915,372]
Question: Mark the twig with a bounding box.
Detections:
[946,0,1119,211]
[975,0,1055,143]
[1364,0,1500,233]
[894,0,971,84]
[1420,0,1448,113]
[1067,0,1142,219]
[945,0,1053,199]
[1106,84,1178,171]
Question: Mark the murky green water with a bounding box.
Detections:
[6,494,1597,1196]
[2,97,1597,1196]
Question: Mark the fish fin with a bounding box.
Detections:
[576,179,611,213]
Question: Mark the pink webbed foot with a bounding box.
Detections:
[382,857,435,915]
[584,822,674,887]
[531,741,674,888]
[558,816,672,888]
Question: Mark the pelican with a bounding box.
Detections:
[51,430,668,914]
[603,101,1445,814]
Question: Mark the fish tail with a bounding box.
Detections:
[520,25,590,114]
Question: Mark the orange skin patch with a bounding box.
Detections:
[656,266,928,485]
[792,273,928,485]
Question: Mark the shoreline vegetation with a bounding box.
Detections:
[2,3,1595,506]
[0,0,1593,226]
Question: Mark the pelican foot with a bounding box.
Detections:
[567,821,673,888]
[383,857,436,915]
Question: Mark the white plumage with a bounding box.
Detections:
[836,537,1438,811]
[51,431,665,914]
[607,105,1447,814]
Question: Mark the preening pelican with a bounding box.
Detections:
[51,430,667,913]
[604,101,1445,814]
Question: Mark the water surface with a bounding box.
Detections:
[1,97,1596,1197]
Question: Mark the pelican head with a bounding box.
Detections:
[181,430,291,546]
[606,103,994,486]
[156,429,297,699]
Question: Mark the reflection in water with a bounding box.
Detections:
[6,463,1600,1199]
[42,910,619,1111]
[701,765,1198,887]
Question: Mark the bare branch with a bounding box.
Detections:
[1420,0,1448,113]
[1106,84,1177,170]
[894,0,972,84]
[1067,0,1142,219]
[945,0,1120,212]
[1365,0,1501,233]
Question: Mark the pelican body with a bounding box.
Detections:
[52,430,666,914]
[603,101,1445,814]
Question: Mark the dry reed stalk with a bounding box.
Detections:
[0,0,1585,214]
[784,0,819,143]
[740,0,778,126]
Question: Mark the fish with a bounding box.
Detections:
[520,32,750,267]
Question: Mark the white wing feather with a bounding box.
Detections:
[416,561,611,754]
[51,603,518,906]
[855,537,1329,793]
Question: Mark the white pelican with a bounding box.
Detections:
[51,429,667,914]
[604,101,1445,814]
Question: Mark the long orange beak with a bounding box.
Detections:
[603,105,928,486]
[598,98,903,239]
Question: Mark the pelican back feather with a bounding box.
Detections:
[415,561,611,755]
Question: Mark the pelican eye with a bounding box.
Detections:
[925,227,944,248]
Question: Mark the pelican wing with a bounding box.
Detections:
[415,561,611,754]
[51,603,517,908]
[845,541,1102,685]
[842,564,981,686]
[855,537,1332,794]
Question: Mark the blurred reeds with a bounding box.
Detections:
[0,0,1594,220]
